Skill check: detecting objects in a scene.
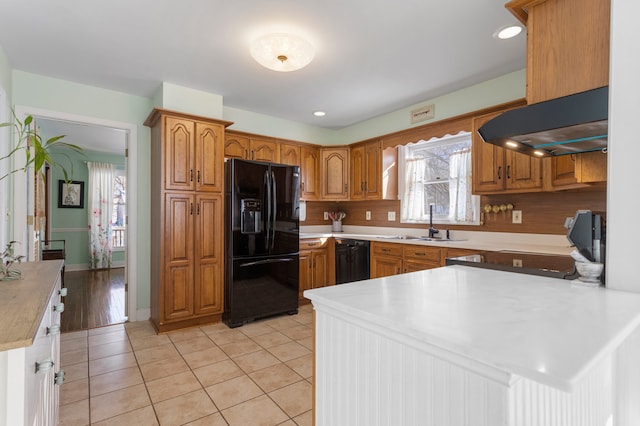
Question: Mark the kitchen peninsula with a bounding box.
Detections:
[305,265,640,426]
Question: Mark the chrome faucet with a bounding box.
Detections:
[428,204,439,238]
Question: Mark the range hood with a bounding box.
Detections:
[478,86,608,157]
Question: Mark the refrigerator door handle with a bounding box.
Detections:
[264,170,271,248]
[239,258,295,267]
[271,171,277,250]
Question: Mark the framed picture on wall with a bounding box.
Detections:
[58,180,85,208]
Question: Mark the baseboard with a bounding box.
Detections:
[133,308,150,323]
[65,260,125,272]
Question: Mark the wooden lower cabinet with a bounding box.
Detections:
[300,238,332,301]
[157,193,224,331]
[371,242,481,278]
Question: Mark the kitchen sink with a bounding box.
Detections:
[377,235,466,242]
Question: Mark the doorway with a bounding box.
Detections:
[12,105,139,327]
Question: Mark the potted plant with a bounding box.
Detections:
[0,241,25,281]
[1,112,82,182]
[0,112,82,279]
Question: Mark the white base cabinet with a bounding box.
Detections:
[0,261,64,426]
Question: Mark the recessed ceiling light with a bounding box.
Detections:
[495,25,523,40]
[505,141,519,148]
[313,111,326,117]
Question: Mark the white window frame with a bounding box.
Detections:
[111,168,126,251]
[398,131,480,225]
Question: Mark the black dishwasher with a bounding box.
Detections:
[335,238,370,284]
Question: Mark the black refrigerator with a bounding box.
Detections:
[224,159,300,327]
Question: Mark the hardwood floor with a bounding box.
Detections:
[61,268,127,332]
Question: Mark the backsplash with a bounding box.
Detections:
[301,185,606,235]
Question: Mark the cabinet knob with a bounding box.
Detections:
[47,324,61,336]
[54,370,66,386]
[35,359,54,374]
[59,288,68,297]
[53,303,65,313]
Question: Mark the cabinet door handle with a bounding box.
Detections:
[59,288,68,297]
[47,324,61,336]
[252,150,255,160]
[245,149,249,159]
[397,267,401,274]
[361,182,364,191]
[307,243,316,247]
[497,166,502,180]
[54,370,66,385]
[381,248,390,252]
[197,170,201,183]
[506,165,511,180]
[197,204,200,215]
[364,181,367,191]
[344,183,348,192]
[190,203,194,215]
[53,303,64,313]
[415,252,426,256]
[301,181,305,191]
[35,359,54,374]
[190,169,194,182]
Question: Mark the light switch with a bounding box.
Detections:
[366,211,371,220]
[324,211,329,220]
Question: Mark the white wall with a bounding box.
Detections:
[0,45,11,248]
[606,0,640,291]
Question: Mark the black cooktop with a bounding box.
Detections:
[445,250,578,280]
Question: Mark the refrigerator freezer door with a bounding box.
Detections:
[224,254,299,327]
[270,163,300,255]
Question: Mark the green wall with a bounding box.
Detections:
[49,149,125,268]
[12,70,153,311]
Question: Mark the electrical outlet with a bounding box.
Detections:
[388,211,396,221]
[513,259,523,267]
[324,211,329,220]
[366,211,372,220]
[512,210,522,224]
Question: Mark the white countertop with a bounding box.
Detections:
[304,265,640,392]
[299,225,574,255]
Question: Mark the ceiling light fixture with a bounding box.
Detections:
[313,111,326,117]
[496,25,523,40]
[250,33,315,72]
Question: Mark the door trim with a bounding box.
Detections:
[12,105,140,321]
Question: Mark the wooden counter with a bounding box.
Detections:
[0,260,64,351]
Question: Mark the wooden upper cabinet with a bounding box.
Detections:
[224,133,279,163]
[164,117,195,191]
[195,122,224,192]
[251,138,279,163]
[349,145,365,200]
[350,141,383,200]
[279,143,301,166]
[321,148,349,200]
[300,146,320,200]
[224,134,250,159]
[472,109,542,194]
[507,0,610,104]
[163,116,224,193]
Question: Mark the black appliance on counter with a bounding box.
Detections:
[335,238,370,284]
[446,251,579,280]
[224,159,300,327]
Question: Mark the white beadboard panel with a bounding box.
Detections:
[315,310,509,426]
[509,353,611,426]
[315,307,614,426]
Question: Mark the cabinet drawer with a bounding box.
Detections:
[372,242,403,257]
[403,245,441,262]
[300,238,328,250]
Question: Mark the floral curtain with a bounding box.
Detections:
[87,162,114,269]
[449,148,475,222]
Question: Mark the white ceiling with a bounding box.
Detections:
[0,0,525,146]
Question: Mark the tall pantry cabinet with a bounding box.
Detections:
[145,109,232,332]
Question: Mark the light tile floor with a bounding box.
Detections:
[59,304,314,426]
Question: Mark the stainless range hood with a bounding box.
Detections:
[477,86,608,157]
